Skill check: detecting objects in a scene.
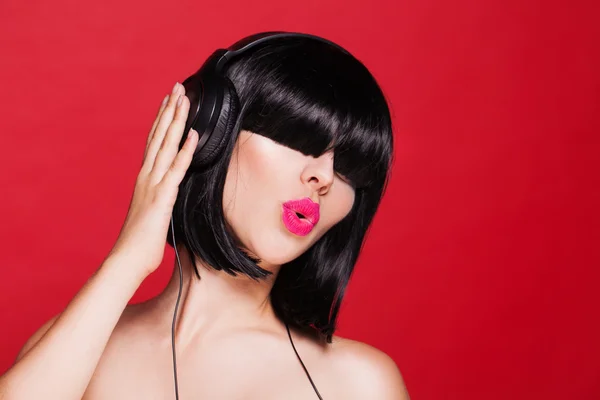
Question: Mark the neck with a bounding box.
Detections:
[152,245,282,344]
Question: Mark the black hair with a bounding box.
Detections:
[167,34,394,343]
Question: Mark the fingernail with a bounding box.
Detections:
[177,94,183,107]
[172,82,179,94]
[162,95,169,106]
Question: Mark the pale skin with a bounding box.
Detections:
[0,82,410,399]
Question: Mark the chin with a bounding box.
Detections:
[246,228,313,267]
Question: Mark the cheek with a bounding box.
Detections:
[317,185,356,234]
[222,134,289,242]
[234,135,291,188]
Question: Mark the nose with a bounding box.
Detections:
[301,153,335,196]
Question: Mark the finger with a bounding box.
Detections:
[161,128,199,189]
[142,85,182,174]
[144,94,170,160]
[150,92,191,181]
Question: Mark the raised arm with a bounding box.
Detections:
[0,82,198,400]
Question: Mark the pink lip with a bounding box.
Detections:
[282,197,320,236]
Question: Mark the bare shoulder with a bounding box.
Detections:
[15,314,60,362]
[327,335,410,399]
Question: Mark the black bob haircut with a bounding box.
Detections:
[167,34,394,343]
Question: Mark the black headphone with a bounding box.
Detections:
[178,31,350,170]
[169,32,347,400]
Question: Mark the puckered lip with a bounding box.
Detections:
[282,197,320,225]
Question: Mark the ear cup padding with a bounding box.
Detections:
[195,78,240,167]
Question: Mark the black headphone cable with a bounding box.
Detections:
[170,215,184,400]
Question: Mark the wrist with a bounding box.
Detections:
[99,252,148,291]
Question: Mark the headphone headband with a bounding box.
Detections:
[215,31,350,72]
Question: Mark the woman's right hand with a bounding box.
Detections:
[107,82,198,279]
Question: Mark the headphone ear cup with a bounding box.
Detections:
[194,78,240,167]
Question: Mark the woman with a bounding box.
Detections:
[0,33,409,399]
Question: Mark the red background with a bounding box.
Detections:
[1,0,598,398]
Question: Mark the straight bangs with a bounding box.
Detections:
[226,37,393,189]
